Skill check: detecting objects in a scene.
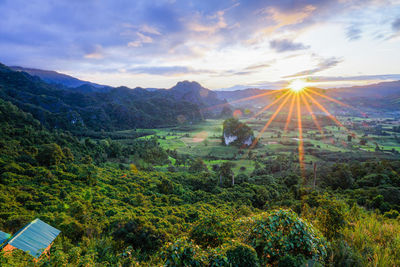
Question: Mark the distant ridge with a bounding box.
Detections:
[10,66,110,92]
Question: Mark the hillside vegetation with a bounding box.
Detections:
[0,97,399,266]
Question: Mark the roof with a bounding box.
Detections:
[0,230,10,245]
[6,219,60,258]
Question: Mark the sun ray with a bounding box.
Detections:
[303,91,347,130]
[253,90,291,118]
[296,93,305,176]
[250,92,293,149]
[284,93,296,133]
[201,88,285,112]
[301,93,324,137]
[307,88,367,117]
[307,88,352,108]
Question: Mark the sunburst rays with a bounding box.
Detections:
[246,86,361,178]
[201,82,360,178]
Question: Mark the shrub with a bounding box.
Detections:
[277,254,306,267]
[329,240,363,267]
[162,238,205,267]
[245,209,328,265]
[190,214,229,248]
[36,143,65,166]
[384,209,400,219]
[113,218,167,254]
[226,243,259,267]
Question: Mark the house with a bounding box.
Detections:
[1,219,60,259]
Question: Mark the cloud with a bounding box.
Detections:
[219,80,289,91]
[270,39,309,52]
[127,66,214,76]
[346,25,362,41]
[0,0,399,88]
[393,17,400,31]
[244,63,271,70]
[284,57,342,78]
[306,74,400,82]
[128,32,154,47]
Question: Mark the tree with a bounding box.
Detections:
[36,143,64,166]
[188,158,209,173]
[189,214,228,248]
[246,209,327,265]
[62,147,74,163]
[222,118,254,147]
[219,161,235,186]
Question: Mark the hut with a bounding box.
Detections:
[0,230,10,246]
[1,219,60,259]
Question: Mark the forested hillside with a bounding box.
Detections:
[0,63,206,131]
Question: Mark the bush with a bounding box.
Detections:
[36,143,65,166]
[113,218,167,254]
[163,238,205,267]
[190,214,229,248]
[384,209,400,219]
[226,243,259,267]
[329,240,363,267]
[277,254,306,267]
[245,209,327,265]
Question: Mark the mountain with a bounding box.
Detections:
[328,81,400,98]
[216,88,273,102]
[10,66,111,92]
[0,63,203,131]
[325,81,400,112]
[214,81,400,112]
[215,88,281,109]
[167,81,226,112]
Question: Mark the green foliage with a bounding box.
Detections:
[190,214,230,248]
[113,218,167,254]
[222,118,254,147]
[225,243,259,267]
[329,240,363,267]
[163,238,205,267]
[36,143,65,166]
[0,65,204,131]
[245,209,328,265]
[1,91,400,266]
[342,209,400,266]
[189,158,209,173]
[316,195,347,240]
[277,254,306,267]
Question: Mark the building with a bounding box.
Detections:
[1,218,60,259]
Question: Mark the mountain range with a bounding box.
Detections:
[0,63,227,131]
[1,62,400,132]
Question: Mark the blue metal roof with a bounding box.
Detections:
[0,230,10,245]
[6,218,60,258]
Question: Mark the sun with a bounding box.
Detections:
[289,79,308,93]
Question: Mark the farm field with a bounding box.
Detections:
[121,114,400,175]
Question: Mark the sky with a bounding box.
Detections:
[1,0,400,90]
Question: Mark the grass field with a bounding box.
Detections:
[124,115,400,174]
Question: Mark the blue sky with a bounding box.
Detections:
[1,0,400,89]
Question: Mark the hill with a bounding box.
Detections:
[328,80,400,98]
[0,63,207,131]
[215,82,400,113]
[10,66,110,92]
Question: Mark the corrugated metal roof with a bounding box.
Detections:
[6,218,60,258]
[0,230,10,245]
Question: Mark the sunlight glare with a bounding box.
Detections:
[289,79,308,93]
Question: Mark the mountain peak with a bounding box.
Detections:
[171,81,204,91]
